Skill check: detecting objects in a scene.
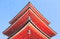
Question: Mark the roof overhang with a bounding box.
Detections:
[9,2,50,25]
[9,22,49,39]
[3,9,56,37]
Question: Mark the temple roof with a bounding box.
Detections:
[9,2,50,25]
[3,9,56,37]
[3,2,56,39]
[9,22,49,39]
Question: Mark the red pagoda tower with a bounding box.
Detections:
[3,2,56,39]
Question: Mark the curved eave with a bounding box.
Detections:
[9,22,49,39]
[9,2,50,25]
[3,8,56,37]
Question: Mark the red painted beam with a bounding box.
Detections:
[9,22,49,39]
[9,2,50,25]
[3,9,56,37]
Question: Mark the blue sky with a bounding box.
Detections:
[0,0,60,39]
